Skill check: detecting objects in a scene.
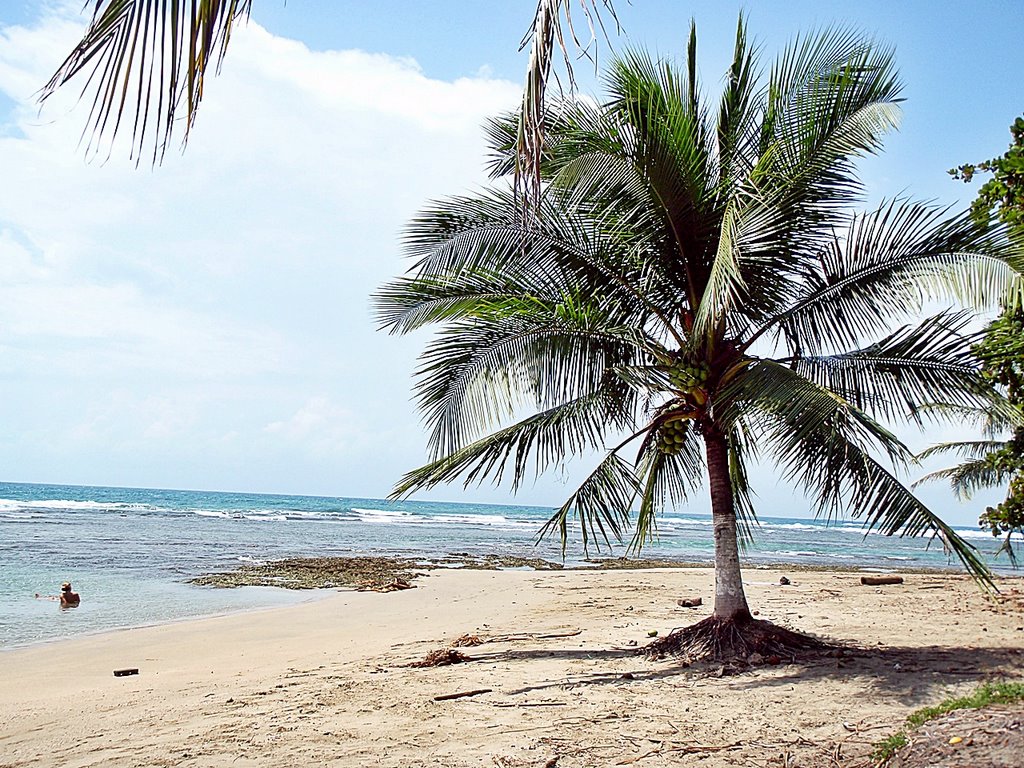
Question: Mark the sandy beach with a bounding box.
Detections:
[2,567,1022,767]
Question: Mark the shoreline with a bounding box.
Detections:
[7,554,1016,653]
[0,586,330,654]
[2,567,1022,767]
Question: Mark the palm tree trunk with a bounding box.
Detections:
[703,427,752,622]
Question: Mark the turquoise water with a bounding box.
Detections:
[2,481,1019,649]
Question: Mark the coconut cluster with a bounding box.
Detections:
[656,419,689,455]
[667,359,709,392]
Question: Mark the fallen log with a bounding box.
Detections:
[860,575,904,586]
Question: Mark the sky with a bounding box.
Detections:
[0,1,1021,525]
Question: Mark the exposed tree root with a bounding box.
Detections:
[643,615,829,662]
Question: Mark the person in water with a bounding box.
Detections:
[35,582,81,608]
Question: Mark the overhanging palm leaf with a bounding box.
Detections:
[41,0,252,163]
[44,1,621,178]
[518,1,619,204]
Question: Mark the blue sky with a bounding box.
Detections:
[0,1,1020,525]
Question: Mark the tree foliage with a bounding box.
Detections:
[951,117,1024,232]
[948,117,1024,563]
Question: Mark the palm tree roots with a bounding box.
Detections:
[644,616,829,662]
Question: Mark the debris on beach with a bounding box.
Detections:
[432,688,492,701]
[450,634,485,647]
[409,648,472,667]
[586,557,704,570]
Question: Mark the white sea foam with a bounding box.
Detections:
[950,528,1024,541]
[660,515,712,526]
[771,550,820,557]
[352,508,415,521]
[431,513,532,528]
[244,513,287,522]
[0,498,156,512]
[192,509,235,519]
[0,510,45,519]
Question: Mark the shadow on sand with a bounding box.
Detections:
[461,642,1023,702]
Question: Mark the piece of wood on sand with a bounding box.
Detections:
[113,668,139,677]
[860,575,904,586]
[433,688,493,702]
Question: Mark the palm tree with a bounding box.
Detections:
[40,0,615,182]
[375,20,1022,659]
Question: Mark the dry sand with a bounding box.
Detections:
[1,567,1022,767]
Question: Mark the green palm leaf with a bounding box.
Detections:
[755,200,1019,355]
[791,310,1002,425]
[724,360,991,582]
[539,450,642,553]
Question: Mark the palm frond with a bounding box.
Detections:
[40,0,251,164]
[916,440,1010,462]
[390,387,630,500]
[914,458,1009,500]
[759,25,901,188]
[413,311,638,458]
[728,424,760,545]
[753,200,1019,356]
[724,360,991,582]
[791,310,1004,425]
[630,418,705,550]
[539,450,641,553]
[517,0,619,205]
[715,14,763,199]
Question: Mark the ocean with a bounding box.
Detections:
[2,481,1020,650]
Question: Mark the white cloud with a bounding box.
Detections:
[264,396,356,456]
[0,5,521,497]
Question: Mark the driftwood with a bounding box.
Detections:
[860,575,904,586]
[113,668,139,677]
[433,688,492,701]
[677,598,703,608]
